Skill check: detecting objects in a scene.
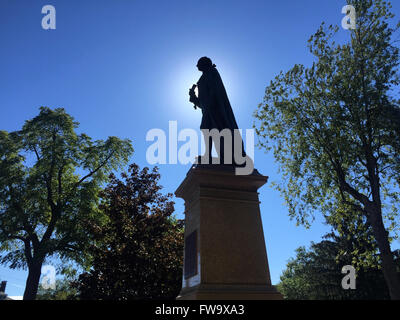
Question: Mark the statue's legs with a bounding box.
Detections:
[200,130,239,165]
[200,134,213,164]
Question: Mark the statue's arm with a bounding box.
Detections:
[190,96,200,107]
[189,89,201,108]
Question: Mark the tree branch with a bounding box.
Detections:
[75,151,115,188]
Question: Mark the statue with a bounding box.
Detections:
[189,57,242,165]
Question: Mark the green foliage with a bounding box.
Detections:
[254,0,400,298]
[36,278,79,300]
[278,234,398,300]
[254,0,399,228]
[73,164,184,300]
[325,203,381,269]
[254,0,399,256]
[0,107,133,298]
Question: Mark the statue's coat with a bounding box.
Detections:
[196,68,239,131]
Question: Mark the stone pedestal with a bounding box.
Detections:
[175,164,283,300]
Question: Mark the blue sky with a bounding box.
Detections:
[1,0,399,297]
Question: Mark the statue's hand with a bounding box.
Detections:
[189,94,197,103]
[189,88,197,102]
[189,84,197,96]
[189,85,199,108]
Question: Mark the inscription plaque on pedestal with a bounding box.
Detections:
[184,230,198,279]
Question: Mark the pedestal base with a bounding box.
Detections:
[177,284,283,300]
[175,164,283,300]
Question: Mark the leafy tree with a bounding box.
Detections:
[254,0,400,298]
[0,107,133,300]
[278,234,399,300]
[73,164,184,300]
[325,200,380,270]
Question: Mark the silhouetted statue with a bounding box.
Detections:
[189,57,242,164]
[189,57,239,131]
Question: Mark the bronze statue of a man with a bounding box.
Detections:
[189,57,239,131]
[189,57,241,164]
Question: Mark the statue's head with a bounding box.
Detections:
[197,57,216,72]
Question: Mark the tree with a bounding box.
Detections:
[36,278,78,300]
[73,164,184,300]
[0,107,133,300]
[254,0,400,298]
[278,234,399,300]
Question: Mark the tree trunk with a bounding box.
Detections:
[23,259,43,300]
[368,205,400,300]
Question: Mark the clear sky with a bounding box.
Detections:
[1,0,399,297]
